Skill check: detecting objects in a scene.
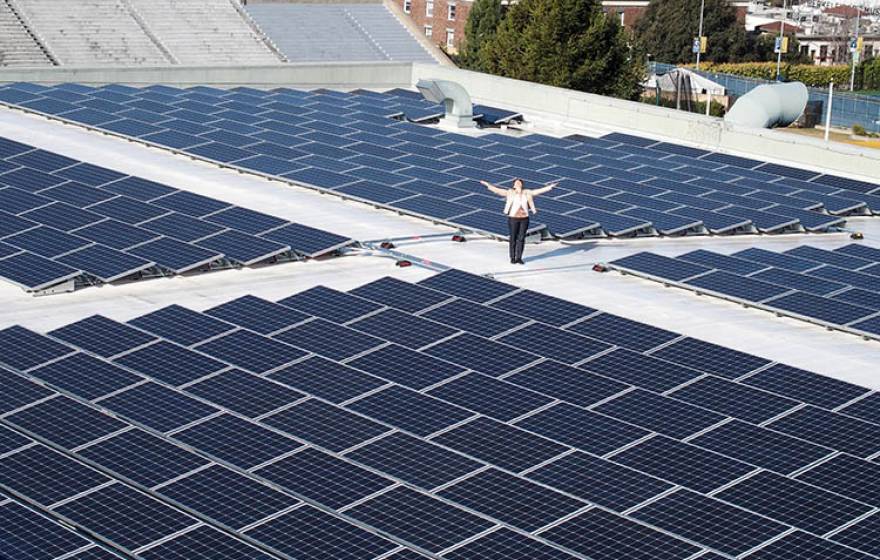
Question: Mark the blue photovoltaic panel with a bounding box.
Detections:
[157,465,298,530]
[57,244,155,282]
[6,396,127,449]
[651,337,771,378]
[515,402,649,456]
[244,505,396,560]
[428,373,552,421]
[203,206,287,235]
[139,211,224,242]
[631,489,789,557]
[669,376,799,423]
[580,347,702,393]
[269,356,387,404]
[0,444,110,506]
[839,392,880,424]
[255,447,393,509]
[55,484,198,552]
[196,230,289,265]
[715,470,872,535]
[350,277,451,313]
[499,322,611,365]
[138,187,231,218]
[0,366,55,414]
[439,468,585,532]
[50,314,157,358]
[569,312,680,352]
[0,325,75,371]
[347,486,495,553]
[742,363,871,409]
[747,530,876,560]
[347,385,474,437]
[273,317,384,361]
[346,341,463,388]
[277,285,382,324]
[611,251,710,281]
[0,250,82,290]
[540,508,700,560]
[349,308,459,349]
[127,237,222,273]
[196,329,307,373]
[528,451,672,512]
[418,268,519,303]
[490,289,597,327]
[444,528,579,560]
[78,428,209,488]
[691,419,834,474]
[785,245,875,270]
[611,435,757,493]
[139,526,275,560]
[40,181,117,206]
[831,513,880,557]
[114,340,227,386]
[347,431,482,490]
[72,219,160,250]
[260,222,354,257]
[750,266,847,296]
[425,333,540,377]
[0,187,54,215]
[205,294,310,334]
[99,382,218,433]
[173,414,301,470]
[732,247,821,272]
[0,210,38,238]
[767,405,880,458]
[129,304,235,346]
[433,416,568,472]
[0,425,30,455]
[768,291,876,325]
[422,298,529,337]
[263,398,390,452]
[100,176,176,201]
[187,369,304,418]
[594,389,726,439]
[31,352,141,400]
[0,501,92,560]
[506,360,629,407]
[678,249,768,275]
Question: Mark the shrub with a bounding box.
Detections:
[853,124,867,136]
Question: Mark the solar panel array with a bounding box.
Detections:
[2,83,878,241]
[2,269,879,559]
[609,244,880,341]
[0,136,354,294]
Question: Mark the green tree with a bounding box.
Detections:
[479,0,644,99]
[634,0,749,64]
[743,32,811,64]
[461,0,503,71]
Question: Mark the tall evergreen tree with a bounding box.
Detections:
[461,0,503,71]
[479,0,644,99]
[634,0,748,64]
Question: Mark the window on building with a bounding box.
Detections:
[404,0,411,13]
[866,44,875,60]
[448,1,456,20]
[446,29,454,48]
[425,25,432,37]
[819,45,828,62]
[426,1,433,17]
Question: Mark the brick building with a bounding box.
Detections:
[391,0,472,53]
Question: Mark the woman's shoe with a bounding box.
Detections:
[516,259,525,265]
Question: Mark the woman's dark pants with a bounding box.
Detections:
[508,217,529,262]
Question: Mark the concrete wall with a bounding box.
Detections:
[0,62,413,89]
[410,63,880,180]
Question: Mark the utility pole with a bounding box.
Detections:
[850,8,861,91]
[775,0,787,81]
[825,81,834,142]
[695,0,706,70]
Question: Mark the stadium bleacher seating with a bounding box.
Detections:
[0,0,53,66]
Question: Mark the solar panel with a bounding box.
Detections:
[630,489,788,557]
[579,347,698,392]
[530,451,672,512]
[187,369,303,418]
[348,385,473,437]
[99,382,218,433]
[8,148,78,172]
[348,308,459,349]
[767,405,880,458]
[796,453,880,509]
[255,447,393,509]
[0,444,110,505]
[152,191,232,218]
[244,505,396,560]
[440,468,584,531]
[0,425,30,455]
[347,431,481,490]
[750,266,847,296]
[259,222,354,258]
[3,225,92,258]
[173,413,301,469]
[699,416,834,475]
[830,513,880,557]
[157,465,298,530]
[50,315,157,358]
[129,304,235,346]
[422,298,529,337]
[277,285,382,323]
[742,363,871,409]
[595,388,726,439]
[196,329,307,374]
[651,337,771,379]
[732,247,823,273]
[0,167,68,192]
[669,376,799,423]
[78,428,209,488]
[0,210,38,238]
[785,245,874,270]
[70,220,158,250]
[262,398,389,452]
[444,528,578,560]
[100,176,176,201]
[204,295,310,335]
[540,508,701,560]
[113,340,225,386]
[433,416,568,472]
[0,325,75,370]
[425,333,540,377]
[31,352,141,400]
[505,359,628,407]
[716,470,871,535]
[348,486,495,553]
[569,312,680,352]
[499,323,612,365]
[55,484,198,552]
[490,289,596,327]
[839,392,880,424]
[127,236,222,273]
[56,243,154,282]
[0,501,92,560]
[274,317,384,360]
[611,251,710,281]
[6,396,127,449]
[196,230,289,265]
[40,181,117,207]
[268,356,387,404]
[746,530,876,560]
[138,525,274,560]
[768,291,876,325]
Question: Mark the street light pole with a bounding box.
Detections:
[850,8,861,91]
[696,0,706,70]
[775,0,787,81]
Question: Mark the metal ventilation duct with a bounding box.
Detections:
[724,81,809,129]
[416,79,476,128]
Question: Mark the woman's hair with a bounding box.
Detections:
[512,178,524,189]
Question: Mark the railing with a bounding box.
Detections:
[649,61,880,133]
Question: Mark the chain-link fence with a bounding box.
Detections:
[650,62,880,133]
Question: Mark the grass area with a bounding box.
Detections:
[779,126,880,149]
